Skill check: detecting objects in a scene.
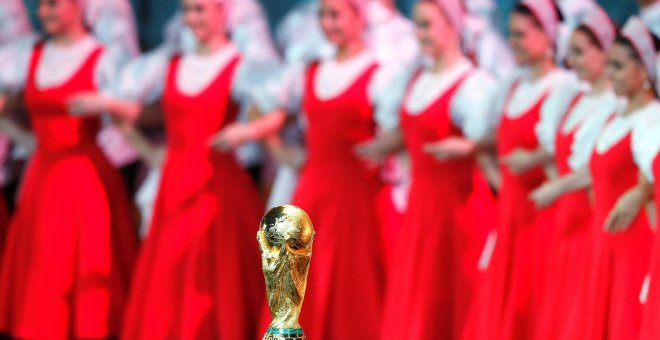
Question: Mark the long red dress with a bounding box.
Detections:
[639,147,660,340]
[380,69,490,340]
[0,41,137,339]
[578,125,652,339]
[533,94,594,340]
[291,61,386,339]
[464,80,556,340]
[0,195,9,257]
[121,54,264,340]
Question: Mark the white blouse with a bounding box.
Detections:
[534,79,587,153]
[632,101,660,182]
[0,0,33,46]
[594,101,657,155]
[494,69,579,153]
[115,43,278,114]
[0,35,128,96]
[400,59,498,140]
[275,50,402,130]
[565,90,620,170]
[501,69,578,118]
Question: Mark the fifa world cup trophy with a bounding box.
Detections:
[258,205,315,340]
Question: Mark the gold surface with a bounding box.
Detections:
[258,205,315,331]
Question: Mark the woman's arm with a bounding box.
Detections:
[209,107,287,151]
[68,93,142,123]
[354,128,404,166]
[500,146,553,174]
[529,167,592,208]
[604,172,654,233]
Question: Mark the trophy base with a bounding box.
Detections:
[263,328,306,340]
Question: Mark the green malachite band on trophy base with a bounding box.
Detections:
[267,328,305,335]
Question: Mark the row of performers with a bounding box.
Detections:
[2,0,660,339]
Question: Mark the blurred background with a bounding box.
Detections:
[19,0,640,52]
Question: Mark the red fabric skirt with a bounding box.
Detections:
[0,145,137,339]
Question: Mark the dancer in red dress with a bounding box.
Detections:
[463,1,578,339]
[529,7,619,340]
[0,0,137,338]
[237,0,402,337]
[366,0,497,338]
[70,0,278,338]
[291,2,392,338]
[569,17,656,340]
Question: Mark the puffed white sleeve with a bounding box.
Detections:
[490,71,522,124]
[242,61,306,116]
[89,2,140,57]
[535,75,582,154]
[632,109,660,182]
[451,70,498,140]
[231,59,287,114]
[0,37,34,94]
[371,64,415,131]
[112,48,171,104]
[95,45,131,96]
[567,97,620,171]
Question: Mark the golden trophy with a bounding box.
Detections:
[258,205,315,340]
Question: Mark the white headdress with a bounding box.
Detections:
[622,17,657,83]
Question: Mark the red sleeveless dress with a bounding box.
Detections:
[640,152,660,340]
[0,41,137,339]
[291,61,386,339]
[577,126,652,340]
[464,80,556,340]
[381,69,490,340]
[533,94,595,340]
[121,54,264,340]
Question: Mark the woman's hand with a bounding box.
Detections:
[423,136,476,161]
[355,129,403,167]
[530,180,562,209]
[604,188,646,233]
[68,92,108,116]
[210,110,287,152]
[604,174,653,233]
[501,148,543,174]
[354,139,388,165]
[209,122,254,152]
[266,135,306,170]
